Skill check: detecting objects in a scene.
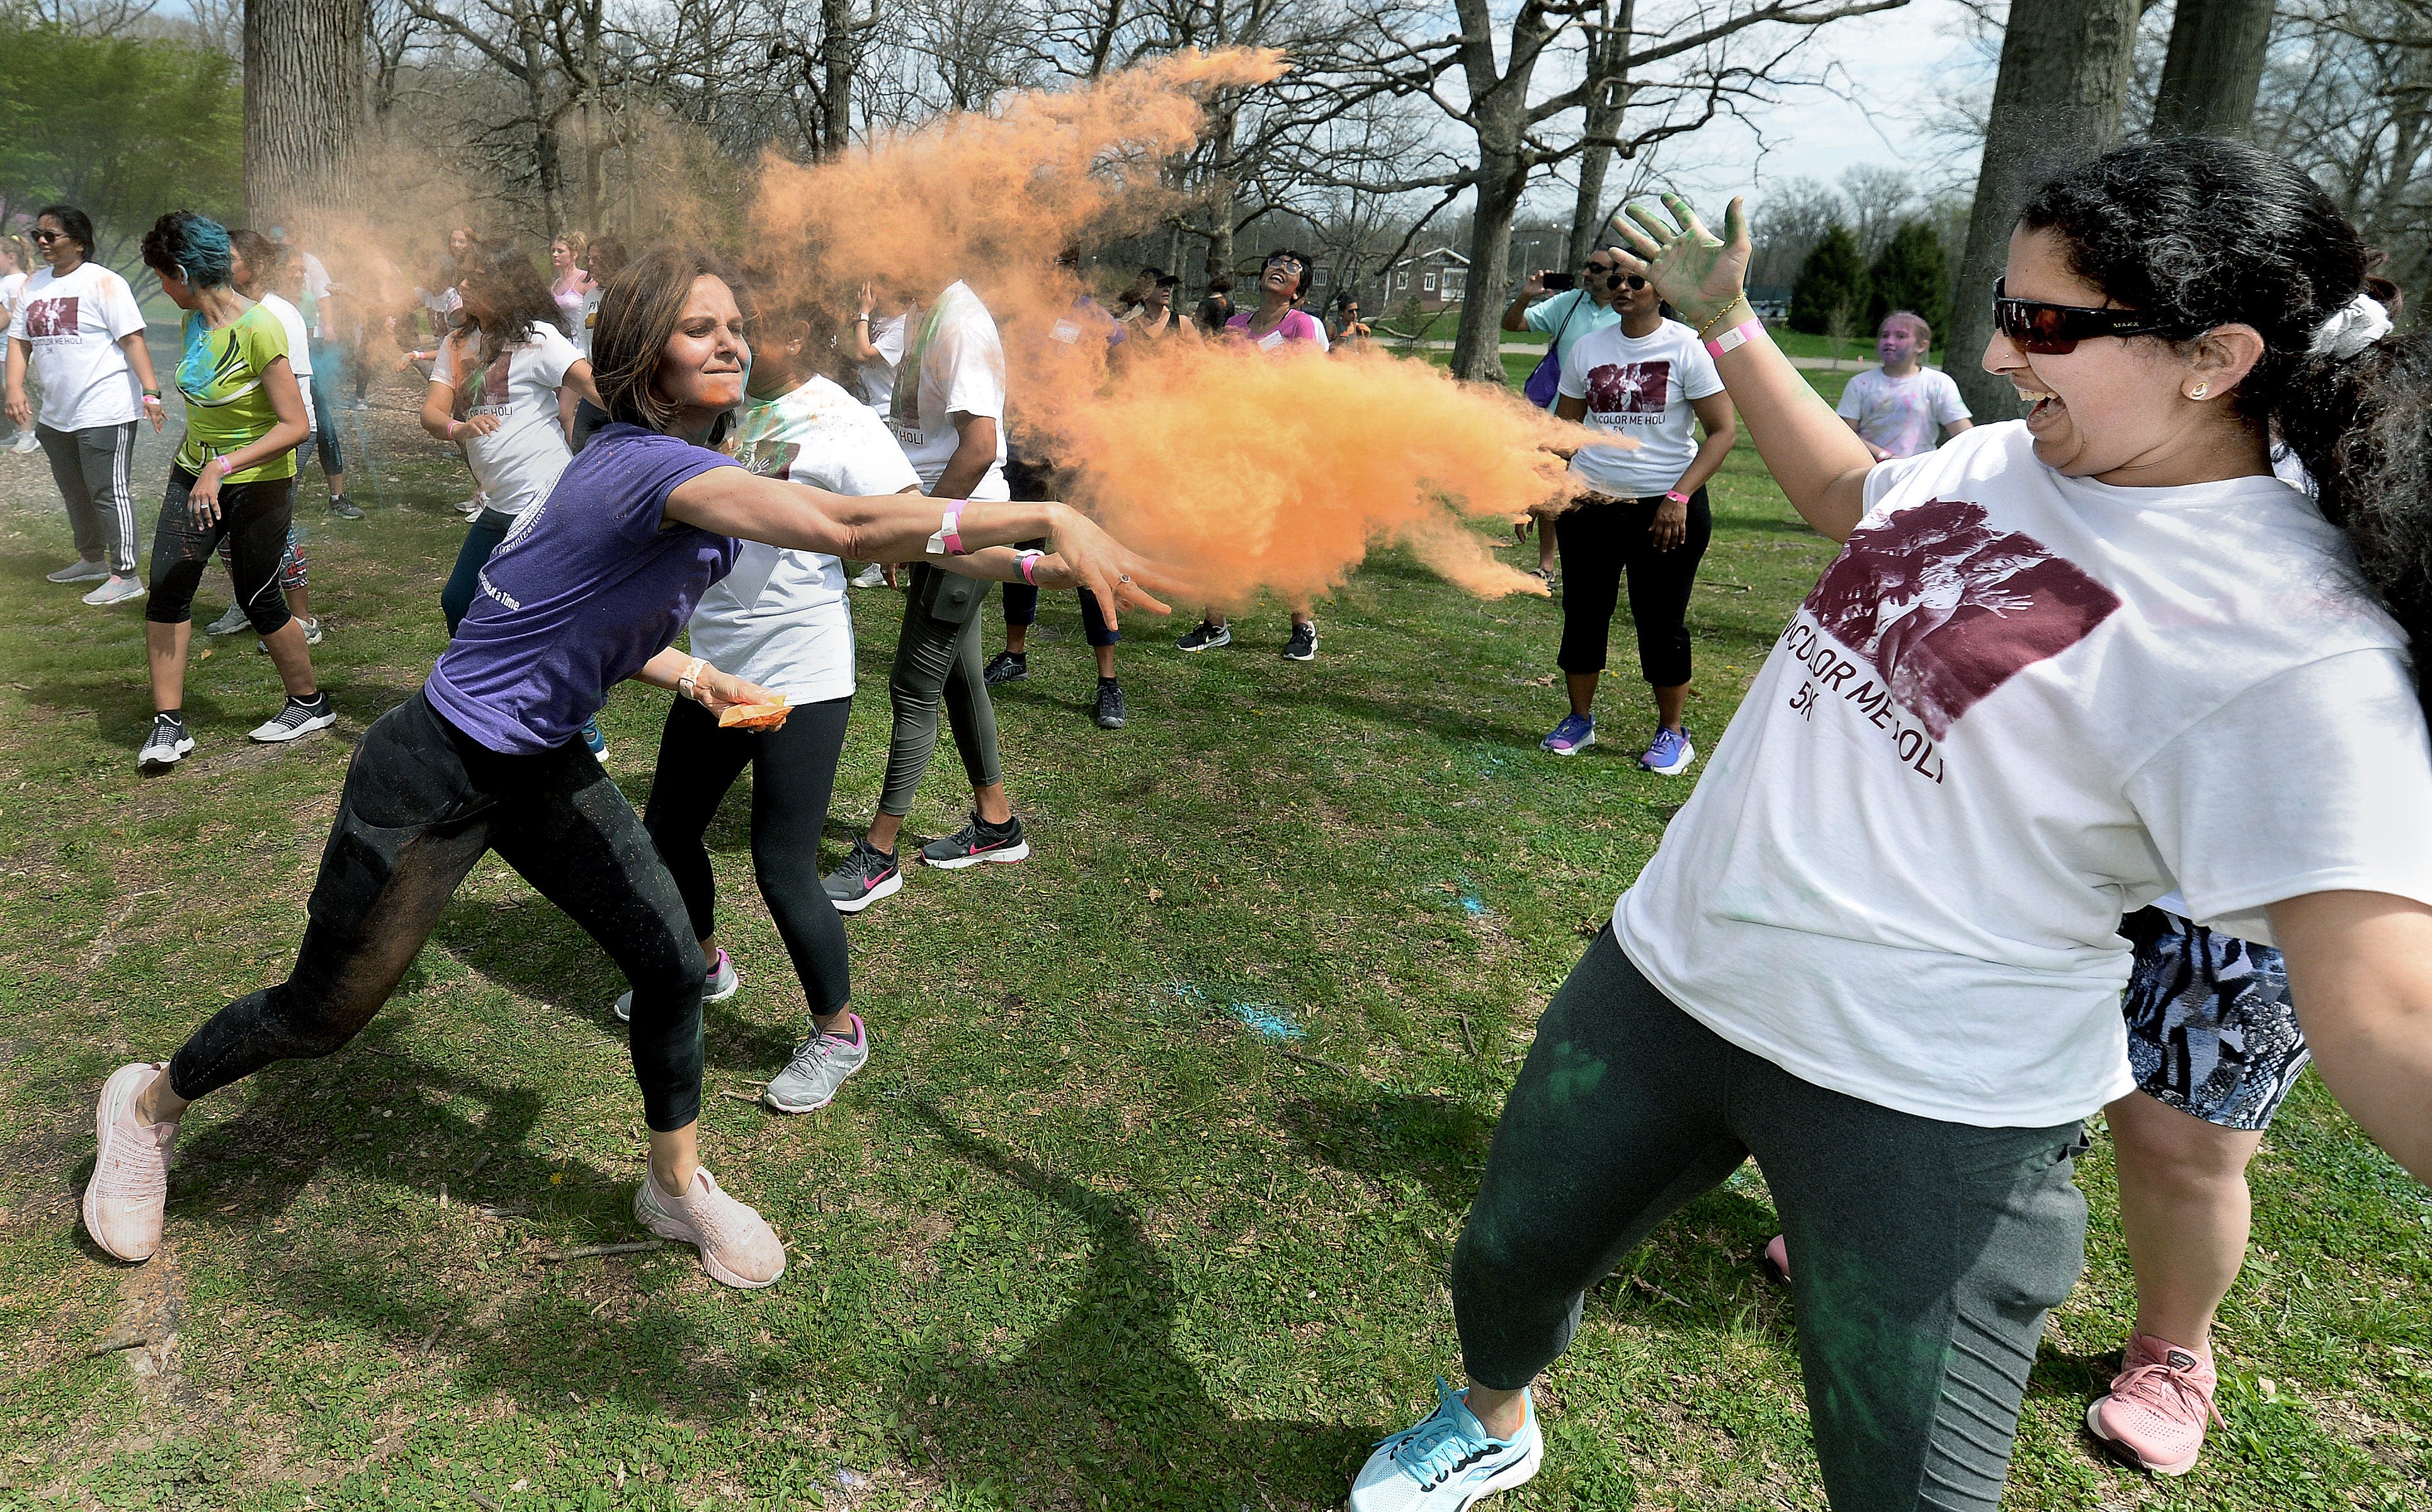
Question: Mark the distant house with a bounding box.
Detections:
[1384,247,1470,311]
[1746,284,1792,321]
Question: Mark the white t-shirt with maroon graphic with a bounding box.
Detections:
[1557,317,1723,499]
[1615,421,2432,1127]
[431,321,582,517]
[8,261,147,431]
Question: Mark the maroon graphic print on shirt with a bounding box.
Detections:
[1585,359,1669,419]
[1803,499,2120,737]
[21,296,77,339]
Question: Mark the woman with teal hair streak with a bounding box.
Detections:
[135,210,332,771]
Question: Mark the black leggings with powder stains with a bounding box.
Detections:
[166,691,708,1130]
[1454,928,2088,1510]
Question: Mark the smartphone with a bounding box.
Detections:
[1540,272,1576,292]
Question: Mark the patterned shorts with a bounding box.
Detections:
[2120,907,2309,1131]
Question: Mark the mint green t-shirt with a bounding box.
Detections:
[174,303,296,484]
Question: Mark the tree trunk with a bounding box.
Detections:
[1565,0,1635,270]
[1945,0,2141,421]
[242,0,368,230]
[1452,153,1527,382]
[2149,0,2275,139]
[821,0,858,155]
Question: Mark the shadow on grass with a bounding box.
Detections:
[892,1097,1363,1508]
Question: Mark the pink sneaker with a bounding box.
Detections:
[82,1062,180,1262]
[633,1167,785,1290]
[1763,1234,1791,1283]
[2086,1332,2222,1475]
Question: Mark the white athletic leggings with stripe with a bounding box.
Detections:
[36,421,139,576]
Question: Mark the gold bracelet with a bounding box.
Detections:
[1695,295,1755,341]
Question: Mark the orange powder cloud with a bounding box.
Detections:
[746,50,1623,605]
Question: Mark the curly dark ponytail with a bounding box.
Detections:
[2019,138,2432,714]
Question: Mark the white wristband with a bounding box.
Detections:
[678,657,707,702]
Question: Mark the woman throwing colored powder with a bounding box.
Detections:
[1350,137,2432,1511]
[79,247,1175,1289]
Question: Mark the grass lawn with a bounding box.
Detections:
[0,352,2424,1512]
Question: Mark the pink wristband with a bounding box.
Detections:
[1705,318,1763,360]
[929,502,969,557]
[1016,549,1042,585]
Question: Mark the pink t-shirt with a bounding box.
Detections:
[1224,309,1329,352]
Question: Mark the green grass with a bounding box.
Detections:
[0,365,2424,1512]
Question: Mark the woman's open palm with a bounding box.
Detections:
[1613,193,1752,329]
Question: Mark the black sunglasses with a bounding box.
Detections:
[32,229,65,242]
[1992,278,2174,355]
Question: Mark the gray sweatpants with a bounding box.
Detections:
[877,566,1005,817]
[1453,929,2088,1510]
[38,421,139,575]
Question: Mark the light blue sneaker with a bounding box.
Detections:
[1639,725,1695,776]
[581,715,609,759]
[1539,713,1594,757]
[1350,1379,1542,1512]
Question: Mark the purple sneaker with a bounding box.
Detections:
[1540,713,1595,757]
[1640,725,1696,775]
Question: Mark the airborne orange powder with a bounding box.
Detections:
[747,48,1624,605]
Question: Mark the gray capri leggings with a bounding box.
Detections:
[1455,928,2088,1510]
[878,564,1005,817]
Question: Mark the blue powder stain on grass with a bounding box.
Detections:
[1162,982,1304,1042]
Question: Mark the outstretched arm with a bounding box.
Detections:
[2270,890,2432,1184]
[661,470,1181,630]
[1612,195,1874,543]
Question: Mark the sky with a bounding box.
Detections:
[1559,0,1997,218]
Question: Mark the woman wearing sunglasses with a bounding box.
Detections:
[1503,251,1632,583]
[1349,136,2432,1512]
[1536,262,1736,771]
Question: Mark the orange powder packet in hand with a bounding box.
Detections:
[719,696,791,731]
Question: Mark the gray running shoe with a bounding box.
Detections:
[982,650,1028,686]
[137,713,193,771]
[1176,620,1230,652]
[205,602,253,635]
[327,494,365,520]
[1093,678,1126,729]
[823,838,903,914]
[614,948,739,1022]
[919,812,1028,869]
[81,575,146,607]
[47,559,110,584]
[763,1015,870,1113]
[249,693,337,743]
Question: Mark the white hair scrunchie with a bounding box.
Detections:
[2310,291,2394,360]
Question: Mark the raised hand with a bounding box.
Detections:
[1613,193,1751,331]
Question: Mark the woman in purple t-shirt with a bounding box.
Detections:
[1175,248,1329,661]
[77,247,1178,1291]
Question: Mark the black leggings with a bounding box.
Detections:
[147,469,296,635]
[642,695,853,1019]
[1554,487,1710,686]
[1454,929,2087,1509]
[165,691,708,1132]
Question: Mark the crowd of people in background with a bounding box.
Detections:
[33,125,2432,1512]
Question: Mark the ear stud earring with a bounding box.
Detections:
[2189,383,2209,400]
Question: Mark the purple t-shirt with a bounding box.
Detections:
[426,423,740,754]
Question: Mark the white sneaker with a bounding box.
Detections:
[204,602,253,635]
[613,948,740,1023]
[82,575,146,607]
[851,562,888,589]
[261,617,324,649]
[138,713,193,771]
[249,694,338,742]
[10,432,41,455]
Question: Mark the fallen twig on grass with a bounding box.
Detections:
[467,1492,501,1512]
[78,1331,157,1360]
[1275,1047,1353,1076]
[531,1241,668,1263]
[717,1089,763,1105]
